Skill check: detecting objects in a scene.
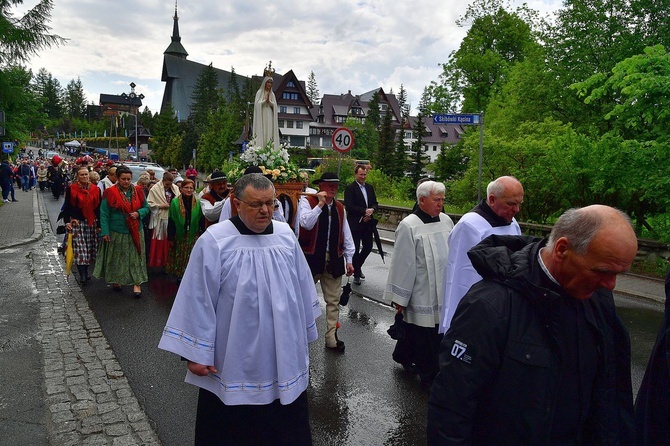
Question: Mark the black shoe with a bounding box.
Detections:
[11,199,18,202]
[353,276,361,285]
[112,284,122,292]
[133,292,142,299]
[326,341,345,352]
[359,272,365,279]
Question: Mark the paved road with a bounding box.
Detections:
[0,188,665,445]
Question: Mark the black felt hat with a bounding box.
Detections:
[207,171,227,182]
[244,165,263,175]
[312,172,342,185]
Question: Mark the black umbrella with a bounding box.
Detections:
[340,279,352,306]
[371,218,386,263]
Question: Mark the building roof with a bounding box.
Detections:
[312,88,402,129]
[161,55,244,119]
[99,94,143,108]
[164,5,188,59]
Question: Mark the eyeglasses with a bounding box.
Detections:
[237,199,276,210]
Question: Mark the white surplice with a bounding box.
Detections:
[158,219,320,406]
[383,213,454,328]
[438,212,521,333]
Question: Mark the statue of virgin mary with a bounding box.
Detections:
[252,62,280,151]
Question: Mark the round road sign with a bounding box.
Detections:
[332,127,355,153]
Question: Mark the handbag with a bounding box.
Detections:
[387,311,407,340]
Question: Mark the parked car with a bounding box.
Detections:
[45,151,60,160]
[121,162,166,181]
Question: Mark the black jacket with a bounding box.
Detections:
[427,235,634,445]
[343,181,378,233]
[634,268,670,445]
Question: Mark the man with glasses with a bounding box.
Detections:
[298,172,354,352]
[217,166,285,223]
[159,174,320,444]
[439,176,524,334]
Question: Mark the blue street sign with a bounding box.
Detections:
[2,142,14,154]
[127,145,136,153]
[433,114,481,125]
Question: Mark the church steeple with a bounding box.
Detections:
[164,1,188,59]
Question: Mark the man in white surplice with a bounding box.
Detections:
[438,176,524,334]
[158,174,320,445]
[383,181,454,392]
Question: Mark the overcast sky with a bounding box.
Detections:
[19,0,562,115]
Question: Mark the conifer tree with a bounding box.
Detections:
[376,104,395,174]
[64,77,86,118]
[306,71,320,105]
[0,0,65,66]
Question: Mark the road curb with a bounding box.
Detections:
[0,190,43,250]
[32,190,162,445]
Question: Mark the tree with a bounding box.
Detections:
[429,0,540,113]
[542,0,645,130]
[189,63,220,130]
[64,77,86,118]
[198,97,239,171]
[397,84,410,120]
[409,111,428,184]
[390,116,408,178]
[433,141,470,182]
[366,91,381,130]
[0,65,45,143]
[0,0,65,66]
[573,45,670,142]
[33,67,62,119]
[151,105,180,165]
[306,71,320,105]
[139,106,154,133]
[571,45,670,232]
[485,51,559,138]
[344,116,375,161]
[376,104,395,174]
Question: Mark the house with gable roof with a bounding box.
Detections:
[309,88,402,150]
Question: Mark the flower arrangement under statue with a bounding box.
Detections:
[227,138,308,227]
[227,138,306,184]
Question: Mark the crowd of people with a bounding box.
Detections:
[6,142,664,444]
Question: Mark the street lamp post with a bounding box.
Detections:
[121,82,144,160]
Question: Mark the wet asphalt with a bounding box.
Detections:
[43,191,667,445]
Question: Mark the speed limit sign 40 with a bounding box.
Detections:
[332,127,355,153]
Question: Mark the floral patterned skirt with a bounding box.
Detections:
[165,235,198,278]
[93,230,148,286]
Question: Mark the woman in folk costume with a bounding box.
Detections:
[63,166,101,286]
[166,179,205,278]
[146,172,180,268]
[93,165,150,298]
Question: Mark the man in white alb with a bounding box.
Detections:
[439,176,524,334]
[159,174,320,445]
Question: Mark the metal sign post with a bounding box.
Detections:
[332,127,355,178]
[432,113,484,200]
